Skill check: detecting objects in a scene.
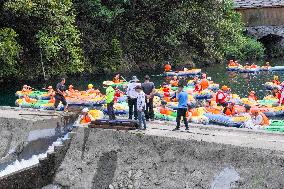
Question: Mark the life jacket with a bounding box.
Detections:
[200,79,209,90]
[190,109,199,117]
[113,78,120,83]
[259,112,269,126]
[273,80,280,85]
[224,106,235,116]
[194,84,201,92]
[164,64,171,72]
[162,87,170,97]
[80,114,92,124]
[216,91,226,104]
[49,97,55,103]
[170,80,178,87]
[251,64,257,68]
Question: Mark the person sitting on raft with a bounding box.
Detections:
[278,82,284,106]
[164,62,171,72]
[264,62,271,68]
[216,85,228,107]
[76,108,95,125]
[86,84,100,95]
[272,75,280,85]
[228,60,238,67]
[22,85,32,94]
[248,91,258,101]
[113,73,122,83]
[200,73,209,90]
[193,80,202,92]
[170,75,179,87]
[223,102,236,116]
[250,63,257,68]
[252,110,269,127]
[47,86,55,103]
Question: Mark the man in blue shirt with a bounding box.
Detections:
[173,84,189,131]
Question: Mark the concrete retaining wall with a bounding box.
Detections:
[0,132,76,189]
[54,128,284,189]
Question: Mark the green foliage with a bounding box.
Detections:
[4,0,84,77]
[0,0,266,79]
[0,28,22,77]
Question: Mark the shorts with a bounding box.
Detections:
[54,94,67,108]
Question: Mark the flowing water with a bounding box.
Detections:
[0,59,284,106]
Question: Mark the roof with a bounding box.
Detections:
[234,0,284,9]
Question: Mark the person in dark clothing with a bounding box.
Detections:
[141,75,155,121]
[54,78,68,111]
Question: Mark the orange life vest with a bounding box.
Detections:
[164,64,171,72]
[200,79,209,90]
[80,114,92,124]
[113,78,120,83]
[259,112,269,126]
[224,107,235,116]
[273,80,280,85]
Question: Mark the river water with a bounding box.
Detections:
[0,59,284,106]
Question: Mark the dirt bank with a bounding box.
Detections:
[54,124,284,189]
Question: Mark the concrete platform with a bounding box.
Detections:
[54,123,284,189]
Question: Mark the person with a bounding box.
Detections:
[170,75,179,87]
[223,102,236,116]
[272,87,280,98]
[173,84,189,131]
[272,75,280,85]
[200,73,209,90]
[126,76,140,120]
[135,85,147,130]
[47,86,55,103]
[251,63,257,68]
[76,108,95,125]
[193,80,202,92]
[228,60,235,66]
[104,81,116,120]
[68,85,75,94]
[141,75,155,121]
[278,82,284,105]
[264,62,271,68]
[252,110,269,127]
[113,73,122,83]
[164,62,171,72]
[86,84,95,94]
[54,78,68,111]
[22,85,32,94]
[216,85,228,107]
[162,82,171,97]
[248,91,257,101]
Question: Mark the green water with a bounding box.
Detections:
[1,59,284,106]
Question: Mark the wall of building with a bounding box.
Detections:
[236,7,284,26]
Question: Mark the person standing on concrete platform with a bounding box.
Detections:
[126,76,140,120]
[54,78,68,111]
[173,84,189,131]
[104,81,116,120]
[142,75,155,121]
[135,85,147,130]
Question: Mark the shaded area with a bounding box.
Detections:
[258,34,284,58]
[92,151,118,189]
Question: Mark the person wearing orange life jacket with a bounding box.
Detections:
[200,73,209,90]
[113,73,122,83]
[216,85,228,107]
[77,108,95,125]
[164,62,172,72]
[252,110,269,126]
[193,80,202,92]
[170,75,179,87]
[223,102,236,116]
[250,63,257,68]
[248,91,258,101]
[228,60,235,67]
[272,75,280,85]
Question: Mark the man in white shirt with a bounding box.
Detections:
[135,85,147,130]
[127,76,141,120]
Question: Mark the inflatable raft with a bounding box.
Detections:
[266,120,284,132]
[239,67,260,73]
[165,69,201,77]
[226,65,242,71]
[204,113,249,127]
[269,66,284,72]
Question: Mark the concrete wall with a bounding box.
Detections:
[54,128,284,189]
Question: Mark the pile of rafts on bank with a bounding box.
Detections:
[14,72,284,132]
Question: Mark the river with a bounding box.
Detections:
[0,59,284,106]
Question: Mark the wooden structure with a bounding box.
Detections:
[89,119,139,130]
[234,0,284,26]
